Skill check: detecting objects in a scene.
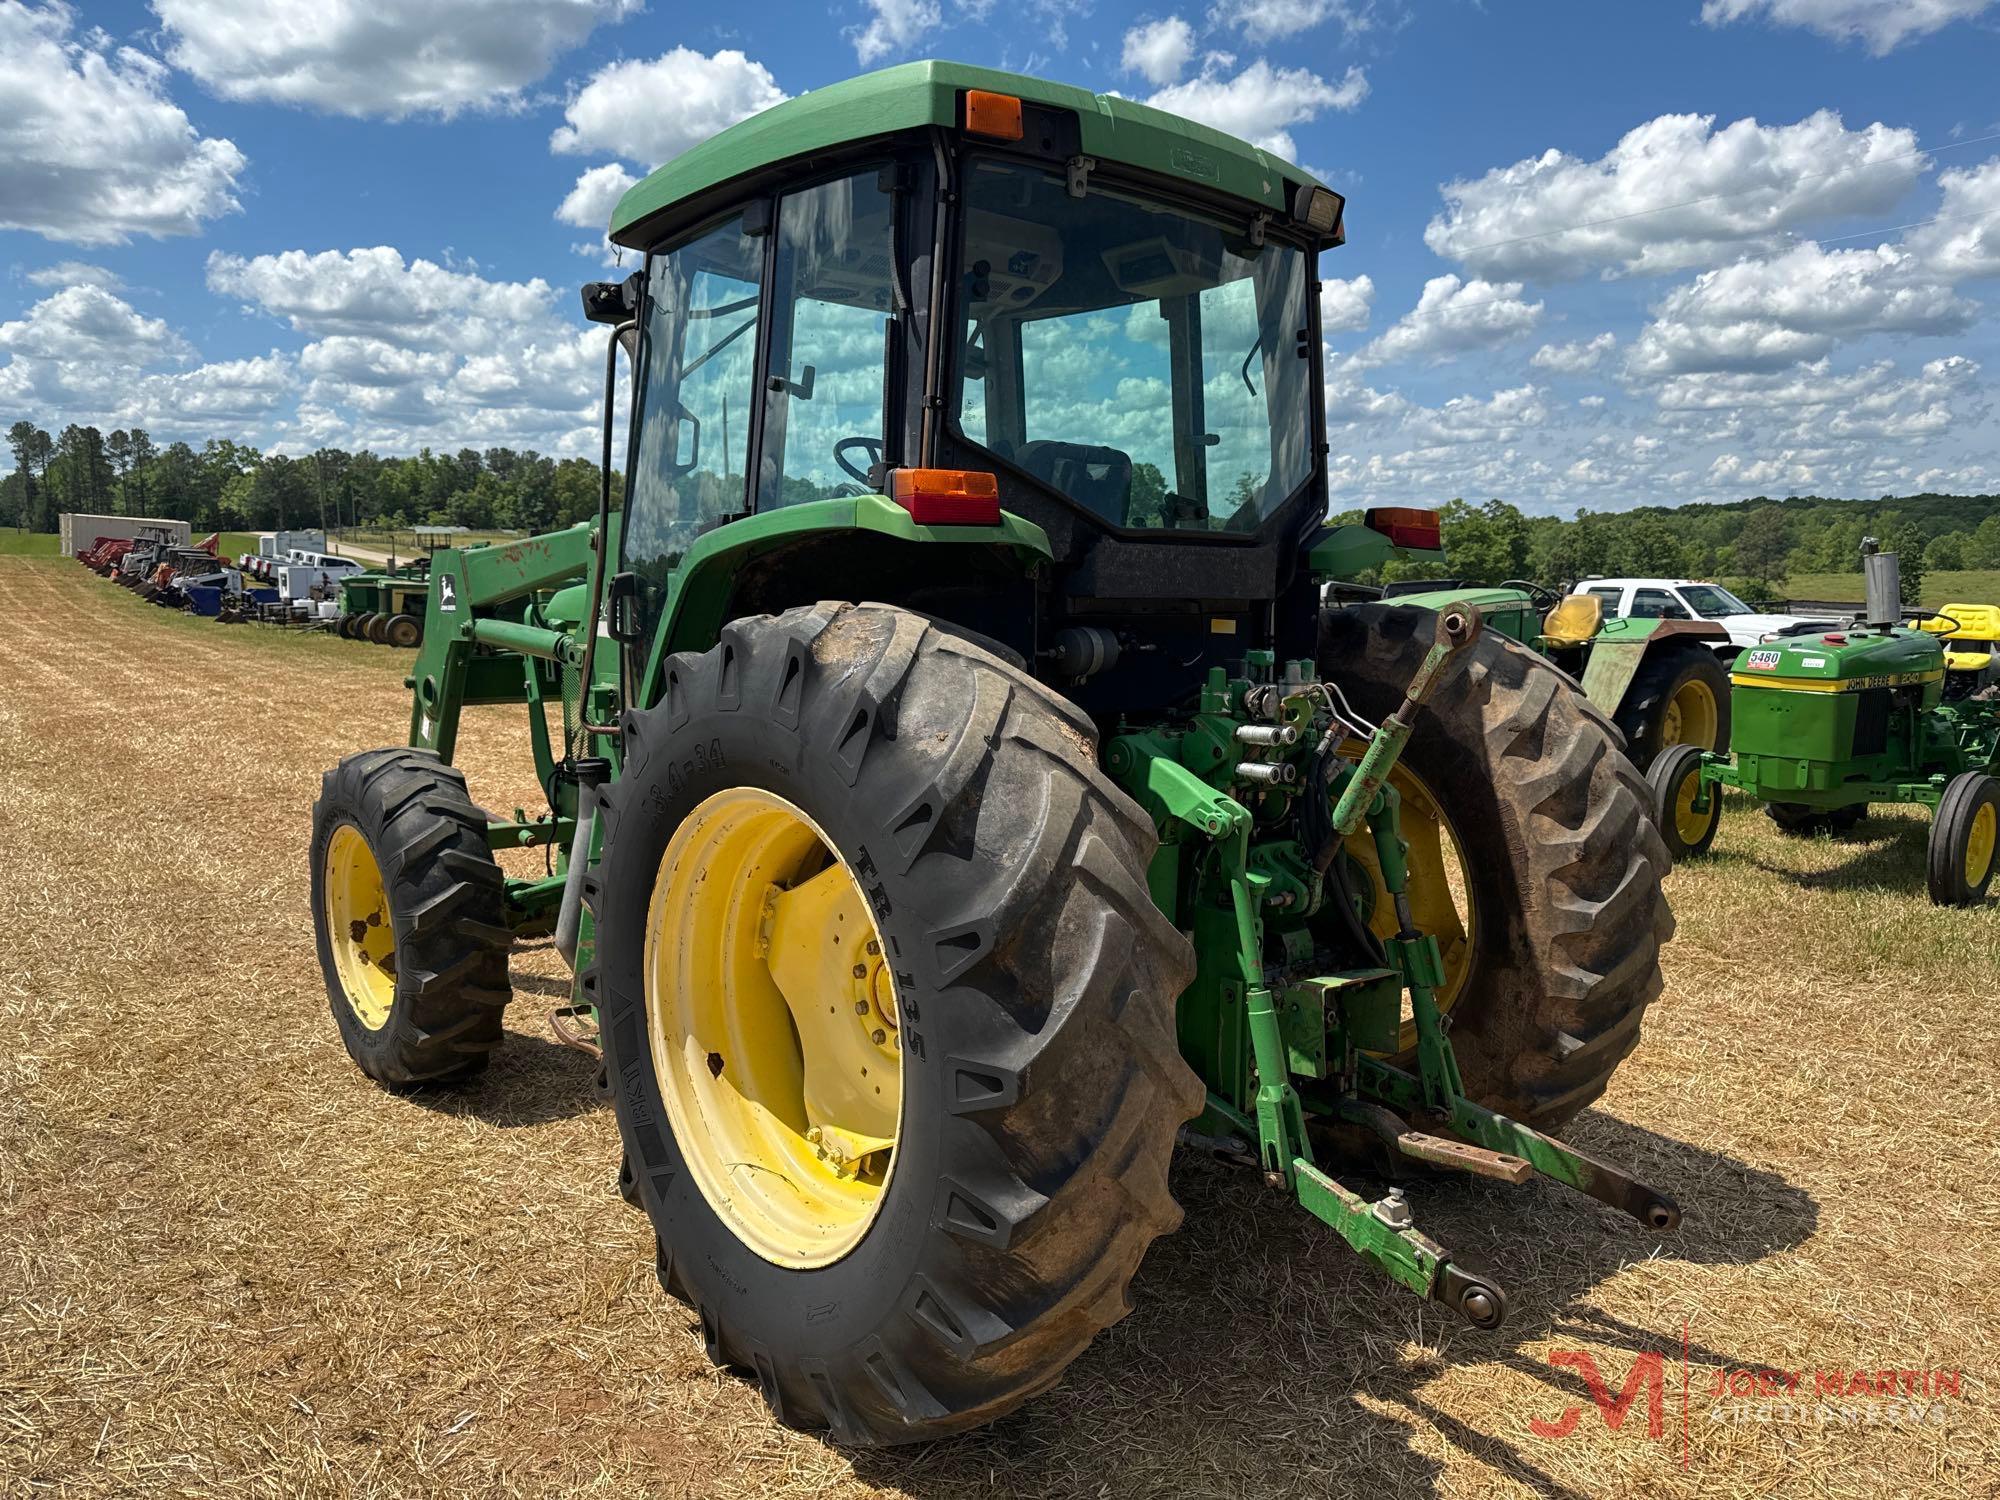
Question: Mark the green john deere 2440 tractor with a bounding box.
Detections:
[309,62,1679,1444]
[1649,542,2000,905]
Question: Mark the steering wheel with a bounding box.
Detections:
[1500,578,1562,609]
[834,435,883,485]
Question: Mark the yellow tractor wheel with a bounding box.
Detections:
[310,748,513,1085]
[583,603,1199,1445]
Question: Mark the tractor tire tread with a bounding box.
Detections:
[310,747,513,1086]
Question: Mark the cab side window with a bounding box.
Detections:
[623,215,766,648]
[759,170,898,507]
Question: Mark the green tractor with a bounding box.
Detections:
[308,62,1680,1444]
[337,564,433,646]
[1649,542,2000,905]
[1382,579,1731,770]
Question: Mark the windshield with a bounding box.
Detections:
[950,159,1313,533]
[1679,584,1753,617]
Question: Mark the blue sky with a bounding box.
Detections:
[3,0,1998,513]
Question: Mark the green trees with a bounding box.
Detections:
[1,423,621,537]
[1729,507,1791,600]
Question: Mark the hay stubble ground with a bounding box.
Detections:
[2,556,1996,1497]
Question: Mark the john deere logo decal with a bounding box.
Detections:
[438,575,457,613]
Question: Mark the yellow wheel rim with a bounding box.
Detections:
[645,787,903,1270]
[1662,677,1720,749]
[324,824,397,1031]
[1966,801,1997,887]
[1339,754,1474,1053]
[1673,763,1718,849]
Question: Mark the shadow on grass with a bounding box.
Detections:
[401,1022,605,1127]
[1702,814,1951,898]
[843,1112,1816,1500]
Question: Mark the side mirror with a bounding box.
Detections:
[581,271,643,326]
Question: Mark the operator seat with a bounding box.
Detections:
[1014,440,1133,524]
[1542,593,1603,647]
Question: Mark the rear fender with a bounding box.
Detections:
[637,493,1051,705]
[1581,617,1731,712]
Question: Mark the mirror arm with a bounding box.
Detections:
[578,316,637,740]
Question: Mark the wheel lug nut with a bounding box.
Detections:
[855,1000,870,1015]
[866,939,880,956]
[851,963,868,979]
[871,1029,886,1045]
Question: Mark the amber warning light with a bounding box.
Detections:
[964,90,1025,141]
[890,468,1003,526]
[1366,506,1443,551]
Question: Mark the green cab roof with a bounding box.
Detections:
[610,59,1328,247]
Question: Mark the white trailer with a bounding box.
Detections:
[58,513,190,557]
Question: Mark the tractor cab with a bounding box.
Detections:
[588,61,1346,723]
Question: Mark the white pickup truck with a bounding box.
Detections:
[1569,578,1835,661]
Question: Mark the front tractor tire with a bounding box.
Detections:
[1320,604,1675,1130]
[584,602,1200,1446]
[309,748,514,1085]
[1614,643,1730,771]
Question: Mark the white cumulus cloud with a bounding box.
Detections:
[1122,16,1196,86]
[556,163,640,230]
[1699,0,1995,55]
[1353,275,1543,367]
[1909,156,2000,280]
[1531,332,1616,373]
[153,0,640,118]
[1625,242,1977,377]
[551,47,788,164]
[848,0,941,65]
[1146,59,1368,161]
[0,1,245,245]
[1319,275,1374,334]
[1425,110,1923,281]
[1211,0,1395,43]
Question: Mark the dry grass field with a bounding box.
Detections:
[3,553,1997,1499]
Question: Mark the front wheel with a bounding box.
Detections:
[1929,772,1999,906]
[584,603,1199,1445]
[1648,744,1721,861]
[1320,604,1674,1129]
[309,748,514,1084]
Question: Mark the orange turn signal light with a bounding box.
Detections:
[964,90,1025,142]
[889,468,1003,525]
[1365,506,1443,551]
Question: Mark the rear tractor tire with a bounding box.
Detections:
[1928,771,1999,907]
[1320,604,1674,1130]
[385,613,423,649]
[365,613,392,645]
[309,748,514,1085]
[1614,644,1730,771]
[583,602,1200,1445]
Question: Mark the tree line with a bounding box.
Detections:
[4,421,621,538]
[6,420,1992,601]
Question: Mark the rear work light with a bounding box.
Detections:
[889,468,1003,525]
[963,90,1025,142]
[1365,506,1442,551]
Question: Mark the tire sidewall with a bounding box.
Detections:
[593,653,965,1365]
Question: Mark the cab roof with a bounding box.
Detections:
[610,59,1329,248]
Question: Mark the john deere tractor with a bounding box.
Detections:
[309,63,1678,1444]
[1649,542,2000,905]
